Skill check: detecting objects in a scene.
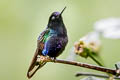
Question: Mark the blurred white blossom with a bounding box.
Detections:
[79,32,101,49]
[94,18,120,39]
[74,32,101,58]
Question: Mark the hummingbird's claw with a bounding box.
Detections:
[50,57,56,62]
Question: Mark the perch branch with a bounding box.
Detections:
[75,72,120,79]
[40,56,120,76]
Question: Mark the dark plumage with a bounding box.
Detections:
[27,7,68,78]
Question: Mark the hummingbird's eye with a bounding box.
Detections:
[51,16,55,20]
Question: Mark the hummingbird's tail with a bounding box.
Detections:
[27,49,46,79]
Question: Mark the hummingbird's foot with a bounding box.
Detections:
[50,57,56,62]
[36,55,46,64]
[37,55,56,63]
[39,55,51,62]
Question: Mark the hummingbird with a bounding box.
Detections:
[27,7,68,78]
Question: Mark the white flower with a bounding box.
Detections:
[79,32,100,47]
[74,32,101,58]
[79,32,101,53]
[94,18,120,39]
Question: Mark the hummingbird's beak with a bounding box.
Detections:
[60,6,66,16]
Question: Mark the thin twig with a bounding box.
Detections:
[75,72,120,79]
[41,57,120,76]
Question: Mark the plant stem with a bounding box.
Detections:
[75,72,120,79]
[88,53,104,66]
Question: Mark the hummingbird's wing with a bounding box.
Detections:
[27,29,50,79]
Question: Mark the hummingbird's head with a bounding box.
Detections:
[48,7,66,23]
[49,12,62,22]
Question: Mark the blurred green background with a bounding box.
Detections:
[0,0,120,80]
